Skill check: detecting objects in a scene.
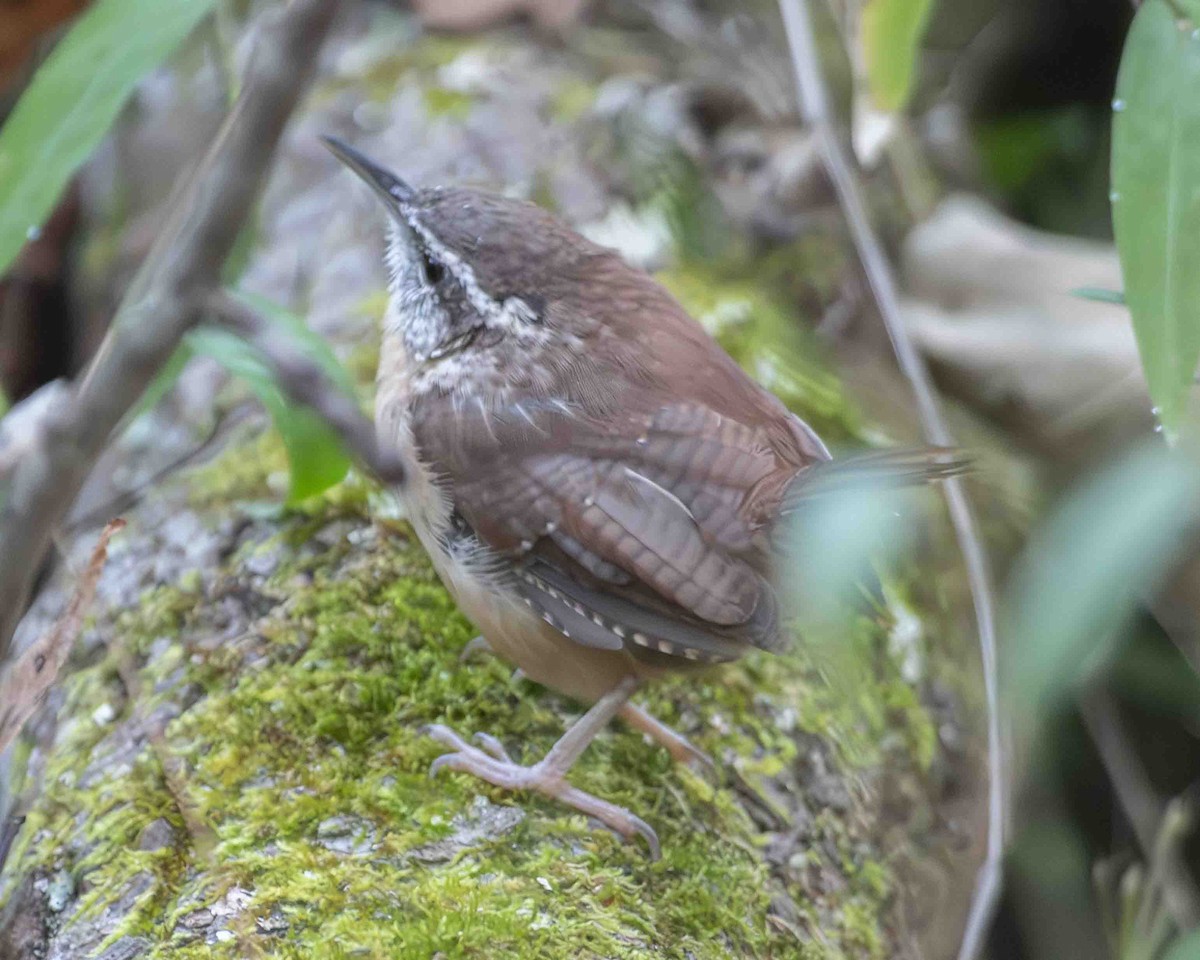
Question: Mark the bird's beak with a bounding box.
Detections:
[321,136,415,214]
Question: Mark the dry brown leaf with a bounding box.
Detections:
[900,195,1148,452]
[0,517,124,755]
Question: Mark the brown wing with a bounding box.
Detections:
[412,391,809,665]
[406,262,832,665]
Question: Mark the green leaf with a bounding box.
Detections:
[0,0,216,276]
[1164,929,1200,960]
[860,0,935,112]
[1071,287,1126,306]
[1111,1,1200,439]
[132,341,193,421]
[230,290,358,397]
[186,304,353,504]
[1004,443,1200,716]
[221,215,261,286]
[780,480,909,628]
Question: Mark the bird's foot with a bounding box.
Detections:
[618,703,715,772]
[423,723,660,859]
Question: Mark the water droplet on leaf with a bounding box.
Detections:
[1112,98,1126,112]
[25,224,41,241]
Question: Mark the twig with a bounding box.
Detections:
[0,814,24,873]
[63,403,260,536]
[0,520,124,758]
[1081,691,1200,929]
[776,3,1006,957]
[207,293,408,485]
[0,0,342,662]
[0,519,121,877]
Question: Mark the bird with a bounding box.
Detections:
[324,136,965,858]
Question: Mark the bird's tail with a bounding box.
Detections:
[779,446,971,514]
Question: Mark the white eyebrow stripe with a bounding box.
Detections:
[405,211,535,330]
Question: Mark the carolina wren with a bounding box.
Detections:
[325,137,963,857]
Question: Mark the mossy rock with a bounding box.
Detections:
[0,329,990,960]
[0,10,1007,959]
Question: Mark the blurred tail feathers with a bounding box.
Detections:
[780,447,972,513]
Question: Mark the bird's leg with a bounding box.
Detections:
[458,637,709,770]
[618,703,714,771]
[458,634,492,662]
[424,676,660,857]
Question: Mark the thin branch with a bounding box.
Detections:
[776,3,1007,957]
[1081,692,1200,929]
[0,0,342,662]
[207,293,408,486]
[0,814,24,874]
[0,520,124,758]
[62,403,260,536]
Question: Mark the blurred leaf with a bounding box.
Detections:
[1073,287,1127,306]
[1112,631,1200,729]
[780,479,909,629]
[187,322,351,504]
[132,341,192,421]
[221,214,260,286]
[0,0,216,277]
[1010,818,1108,959]
[975,107,1095,193]
[1004,443,1200,715]
[1163,929,1200,960]
[1111,1,1200,440]
[126,291,356,505]
[231,290,358,397]
[860,0,934,112]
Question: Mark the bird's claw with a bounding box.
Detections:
[421,723,474,755]
[472,731,513,762]
[421,724,660,859]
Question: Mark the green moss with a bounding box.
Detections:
[3,227,956,955]
[4,443,944,957]
[423,87,475,120]
[0,16,1012,957]
[186,430,287,507]
[549,77,596,123]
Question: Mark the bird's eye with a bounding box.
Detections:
[421,252,444,286]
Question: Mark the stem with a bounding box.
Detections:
[776,2,1007,957]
